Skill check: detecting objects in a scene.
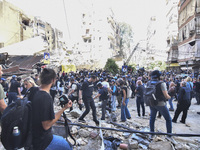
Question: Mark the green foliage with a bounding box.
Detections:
[147,61,166,71]
[119,22,134,59]
[104,58,119,75]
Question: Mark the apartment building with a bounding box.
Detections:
[178,0,200,72]
[166,0,180,72]
[0,0,64,56]
[0,0,34,48]
[74,7,120,69]
[146,16,167,69]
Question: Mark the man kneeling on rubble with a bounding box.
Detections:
[32,68,73,150]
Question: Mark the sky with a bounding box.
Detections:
[7,0,166,44]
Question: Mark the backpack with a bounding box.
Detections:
[144,81,163,107]
[1,87,39,150]
[111,85,117,95]
[72,83,81,98]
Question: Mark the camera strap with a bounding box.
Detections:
[62,112,76,147]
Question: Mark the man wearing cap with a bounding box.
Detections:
[0,65,7,112]
[147,70,172,139]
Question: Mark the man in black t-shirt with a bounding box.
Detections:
[78,75,99,125]
[32,68,72,150]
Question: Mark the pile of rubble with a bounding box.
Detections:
[53,97,200,150]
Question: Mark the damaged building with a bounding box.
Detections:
[175,0,200,73]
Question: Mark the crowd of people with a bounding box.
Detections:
[0,66,200,149]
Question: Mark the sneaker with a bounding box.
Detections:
[94,120,99,126]
[172,120,176,123]
[169,108,174,111]
[120,120,126,122]
[136,115,141,118]
[127,117,131,119]
[78,119,86,123]
[197,112,200,115]
[180,120,185,124]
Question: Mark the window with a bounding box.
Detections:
[86,29,89,34]
[22,19,29,26]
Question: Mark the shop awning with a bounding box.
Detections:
[170,63,180,67]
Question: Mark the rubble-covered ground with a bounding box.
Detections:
[0,95,199,150]
[53,95,200,150]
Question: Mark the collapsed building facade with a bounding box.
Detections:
[0,0,66,75]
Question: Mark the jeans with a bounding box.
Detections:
[45,135,72,150]
[136,97,145,116]
[8,92,18,104]
[101,100,107,120]
[111,95,116,111]
[79,98,98,121]
[168,96,174,110]
[121,98,131,121]
[150,105,172,133]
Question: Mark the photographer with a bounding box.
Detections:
[32,68,72,150]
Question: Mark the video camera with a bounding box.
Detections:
[59,94,69,107]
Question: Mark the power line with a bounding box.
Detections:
[62,0,71,40]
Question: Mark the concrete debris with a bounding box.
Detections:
[90,131,99,139]
[70,109,82,118]
[78,129,90,138]
[52,96,200,150]
[128,139,138,149]
[148,141,172,150]
[76,138,87,146]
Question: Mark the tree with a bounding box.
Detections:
[147,61,166,71]
[104,58,119,75]
[119,22,134,59]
